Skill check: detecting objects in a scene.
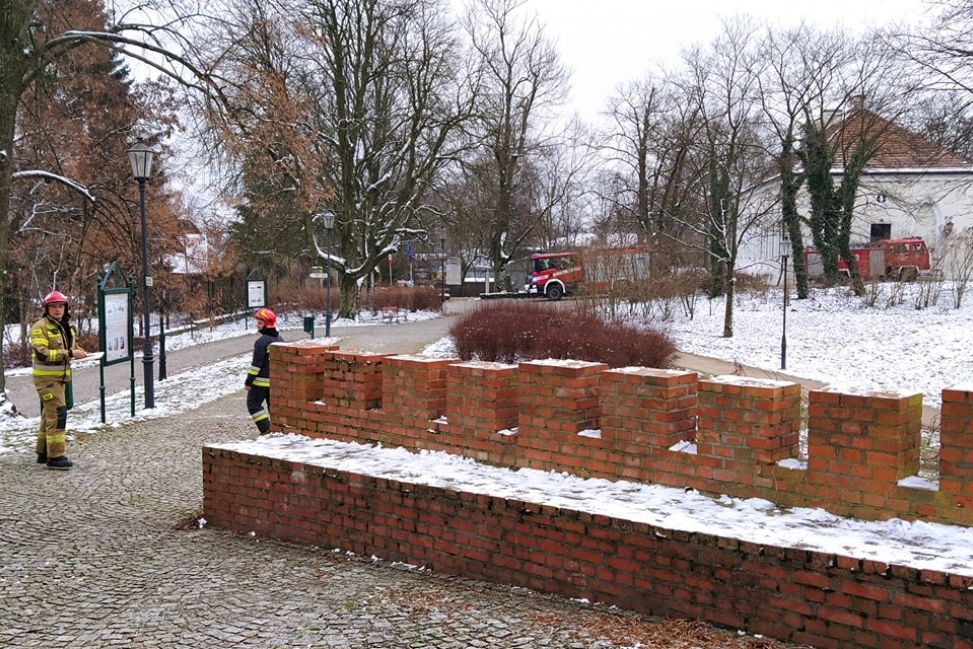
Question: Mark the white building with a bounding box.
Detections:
[738,109,973,280]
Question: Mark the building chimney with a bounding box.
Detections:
[821,109,840,128]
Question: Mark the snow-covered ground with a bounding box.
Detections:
[424,283,972,409]
[660,283,971,408]
[4,289,973,578]
[0,309,441,443]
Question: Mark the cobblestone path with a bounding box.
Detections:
[0,396,804,648]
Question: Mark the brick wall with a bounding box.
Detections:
[266,343,973,528]
[203,447,973,649]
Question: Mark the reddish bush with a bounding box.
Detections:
[3,331,101,369]
[4,342,30,369]
[450,301,675,368]
[77,332,100,353]
[272,285,338,318]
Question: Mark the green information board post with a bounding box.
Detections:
[97,263,135,423]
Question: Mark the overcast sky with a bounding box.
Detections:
[467,0,935,123]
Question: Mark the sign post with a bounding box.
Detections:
[246,277,266,331]
[97,263,135,422]
[309,267,328,338]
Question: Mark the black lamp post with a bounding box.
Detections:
[129,138,156,408]
[323,210,336,337]
[439,230,446,312]
[780,231,791,371]
[158,287,167,381]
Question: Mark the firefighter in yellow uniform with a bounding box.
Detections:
[31,290,88,470]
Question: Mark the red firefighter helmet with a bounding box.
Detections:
[42,290,69,307]
[254,308,276,328]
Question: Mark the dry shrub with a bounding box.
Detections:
[273,285,338,317]
[450,301,675,368]
[3,332,101,369]
[369,286,442,312]
[624,271,709,303]
[732,272,772,295]
[76,332,100,352]
[4,342,30,369]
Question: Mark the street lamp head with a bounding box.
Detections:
[779,233,791,258]
[439,230,446,246]
[322,210,336,230]
[128,137,155,181]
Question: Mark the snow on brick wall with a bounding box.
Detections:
[202,446,973,649]
[267,343,973,528]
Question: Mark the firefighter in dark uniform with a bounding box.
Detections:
[31,290,88,470]
[246,308,283,434]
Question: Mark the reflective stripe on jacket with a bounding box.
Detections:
[245,328,283,388]
[30,316,77,380]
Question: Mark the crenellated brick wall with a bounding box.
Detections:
[205,343,973,647]
[267,343,973,527]
[203,446,973,649]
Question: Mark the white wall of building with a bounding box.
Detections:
[737,171,973,280]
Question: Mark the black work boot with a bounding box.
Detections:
[46,456,73,471]
[36,452,47,464]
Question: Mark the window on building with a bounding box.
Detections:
[870,223,891,241]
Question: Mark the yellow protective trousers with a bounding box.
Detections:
[34,377,68,458]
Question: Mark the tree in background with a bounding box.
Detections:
[675,21,775,337]
[755,25,855,299]
[463,0,569,290]
[798,35,906,295]
[208,0,476,316]
[598,76,704,271]
[0,0,200,405]
[200,0,319,279]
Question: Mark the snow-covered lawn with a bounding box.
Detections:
[424,283,972,409]
[660,283,971,408]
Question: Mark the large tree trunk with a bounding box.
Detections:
[779,140,808,299]
[338,274,360,319]
[722,274,734,338]
[0,67,22,400]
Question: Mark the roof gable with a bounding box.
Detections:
[828,109,973,170]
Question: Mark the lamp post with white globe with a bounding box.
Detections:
[128,138,156,408]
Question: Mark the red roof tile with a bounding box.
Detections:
[828,109,972,169]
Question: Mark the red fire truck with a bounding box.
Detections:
[804,237,930,281]
[525,248,651,300]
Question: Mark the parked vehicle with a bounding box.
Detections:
[525,248,651,300]
[804,237,931,281]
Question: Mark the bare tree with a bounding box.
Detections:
[671,20,776,337]
[756,25,855,299]
[598,75,704,271]
[207,0,477,315]
[528,122,593,250]
[463,0,569,290]
[896,1,973,95]
[803,35,914,295]
[0,0,219,406]
[942,225,973,307]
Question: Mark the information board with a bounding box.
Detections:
[247,280,266,308]
[445,257,462,285]
[103,292,130,363]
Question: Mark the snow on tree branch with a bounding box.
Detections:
[11,171,96,203]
